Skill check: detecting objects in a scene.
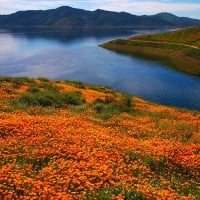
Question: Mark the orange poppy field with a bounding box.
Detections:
[0,77,199,199]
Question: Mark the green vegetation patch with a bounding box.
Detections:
[37,77,50,82]
[92,93,134,119]
[86,186,146,200]
[18,91,85,108]
[0,77,34,84]
[132,26,200,48]
[109,39,200,59]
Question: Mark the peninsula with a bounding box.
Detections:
[101,26,200,75]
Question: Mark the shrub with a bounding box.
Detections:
[38,82,60,92]
[92,102,122,119]
[0,77,34,88]
[37,77,50,82]
[18,91,85,108]
[73,81,86,89]
[0,77,13,82]
[120,94,133,112]
[126,151,139,161]
[12,77,34,83]
[88,85,112,93]
[92,93,134,119]
[28,86,40,93]
[145,156,167,172]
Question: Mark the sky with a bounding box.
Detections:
[0,0,200,19]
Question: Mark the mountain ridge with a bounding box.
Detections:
[0,6,200,29]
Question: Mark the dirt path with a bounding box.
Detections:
[128,39,200,50]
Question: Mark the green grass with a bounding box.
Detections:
[0,77,34,84]
[92,93,134,119]
[132,26,200,48]
[126,151,139,161]
[4,78,135,118]
[63,80,113,93]
[87,84,113,93]
[107,39,200,60]
[37,77,50,82]
[17,91,85,108]
[144,156,167,172]
[15,155,53,172]
[86,186,146,200]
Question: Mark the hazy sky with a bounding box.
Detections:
[0,0,200,19]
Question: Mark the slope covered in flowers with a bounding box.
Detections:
[0,77,199,199]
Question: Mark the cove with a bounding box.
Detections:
[0,28,200,111]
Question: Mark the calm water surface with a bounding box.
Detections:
[0,28,200,111]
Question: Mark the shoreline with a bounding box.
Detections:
[100,27,200,76]
[101,39,200,76]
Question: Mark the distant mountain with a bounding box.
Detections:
[0,6,200,29]
[153,12,200,27]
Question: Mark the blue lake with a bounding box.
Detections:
[0,28,200,111]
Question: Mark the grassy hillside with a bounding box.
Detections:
[132,26,200,48]
[0,77,200,199]
[101,27,200,75]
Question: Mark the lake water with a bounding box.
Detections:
[0,28,200,111]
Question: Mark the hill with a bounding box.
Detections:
[101,27,200,75]
[132,26,200,48]
[0,6,200,28]
[0,77,200,199]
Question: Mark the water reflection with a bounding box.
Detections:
[0,34,18,58]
